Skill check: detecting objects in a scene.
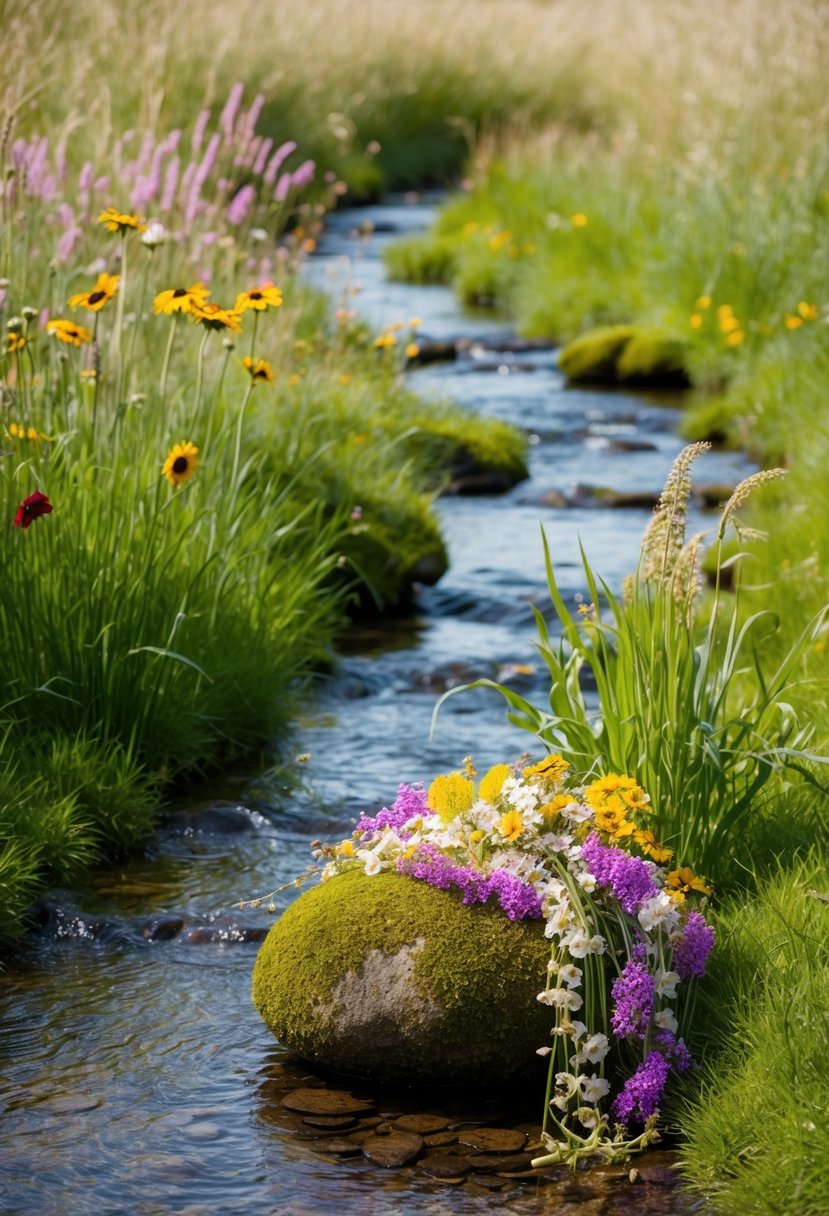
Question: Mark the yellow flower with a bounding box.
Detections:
[584,773,639,807]
[405,342,420,359]
[408,317,422,330]
[189,301,242,333]
[571,213,588,228]
[634,829,673,864]
[498,809,524,842]
[162,440,199,487]
[8,422,48,441]
[539,793,573,822]
[594,801,629,835]
[785,315,803,330]
[67,272,120,313]
[718,314,741,334]
[689,314,703,329]
[47,318,93,347]
[468,829,485,844]
[242,356,275,383]
[336,839,355,858]
[478,763,511,804]
[524,753,570,782]
[797,301,818,320]
[716,304,734,319]
[97,207,146,234]
[338,373,352,385]
[373,332,397,349]
[695,295,712,310]
[154,283,210,315]
[5,333,27,353]
[666,866,711,898]
[726,330,744,346]
[427,772,475,824]
[462,755,477,778]
[235,282,283,313]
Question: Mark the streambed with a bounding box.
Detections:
[0,199,743,1215]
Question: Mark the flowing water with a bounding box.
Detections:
[0,199,746,1215]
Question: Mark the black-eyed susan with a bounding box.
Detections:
[162,441,199,487]
[234,282,283,313]
[47,318,93,347]
[242,356,275,384]
[666,866,711,899]
[67,273,120,313]
[189,301,242,333]
[5,333,27,354]
[154,283,210,316]
[97,207,146,234]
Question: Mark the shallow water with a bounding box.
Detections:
[0,197,741,1215]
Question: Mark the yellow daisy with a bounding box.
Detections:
[242,356,275,384]
[154,283,210,316]
[162,441,200,487]
[97,207,146,234]
[189,301,242,333]
[67,272,120,313]
[235,282,283,313]
[47,318,93,347]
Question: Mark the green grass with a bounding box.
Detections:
[678,855,829,1216]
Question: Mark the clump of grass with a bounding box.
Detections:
[678,856,829,1216]
[435,446,827,886]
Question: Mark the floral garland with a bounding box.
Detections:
[311,754,714,1166]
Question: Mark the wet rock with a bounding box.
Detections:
[179,921,268,945]
[142,915,186,941]
[539,484,660,511]
[417,1155,470,1181]
[410,661,478,693]
[171,803,256,834]
[361,1131,424,1168]
[634,1150,682,1187]
[42,1095,102,1115]
[310,1137,363,1156]
[253,870,552,1085]
[558,325,691,388]
[406,339,458,365]
[465,1152,533,1172]
[406,551,449,587]
[457,1127,528,1154]
[443,470,516,496]
[281,1088,375,1117]
[301,1114,357,1130]
[185,1121,222,1141]
[423,1130,458,1148]
[392,1114,451,1135]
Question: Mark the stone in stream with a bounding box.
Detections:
[361,1131,424,1168]
[252,869,552,1085]
[457,1127,528,1154]
[281,1087,375,1117]
[391,1114,451,1135]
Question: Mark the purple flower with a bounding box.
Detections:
[654,1029,692,1071]
[673,911,715,980]
[581,833,657,915]
[612,1050,671,1126]
[264,141,297,185]
[355,783,428,837]
[219,82,245,145]
[226,184,256,226]
[611,957,654,1039]
[395,847,542,921]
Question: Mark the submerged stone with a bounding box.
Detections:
[252,870,553,1084]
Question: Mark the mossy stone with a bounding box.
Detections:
[252,869,553,1084]
[558,325,691,387]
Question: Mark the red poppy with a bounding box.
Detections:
[14,491,53,530]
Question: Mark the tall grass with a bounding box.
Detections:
[435,447,828,885]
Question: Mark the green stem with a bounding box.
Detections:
[159,312,178,402]
[114,232,128,403]
[194,326,210,418]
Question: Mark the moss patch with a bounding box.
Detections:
[252,869,553,1084]
[558,325,691,387]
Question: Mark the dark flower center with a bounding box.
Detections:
[173,288,187,298]
[88,291,106,305]
[250,292,262,300]
[172,456,189,474]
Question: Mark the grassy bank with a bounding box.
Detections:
[0,80,527,944]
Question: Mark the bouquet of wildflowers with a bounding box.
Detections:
[313,754,714,1166]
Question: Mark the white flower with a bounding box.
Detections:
[655,1008,678,1034]
[536,989,557,1006]
[555,1071,581,1100]
[562,801,593,824]
[580,1075,611,1104]
[655,969,681,999]
[576,871,597,893]
[539,831,574,853]
[544,900,573,938]
[357,848,383,875]
[141,221,166,248]
[561,928,606,958]
[575,1105,599,1130]
[558,963,583,990]
[579,1033,610,1065]
[638,892,681,933]
[549,988,584,1012]
[536,1046,553,1057]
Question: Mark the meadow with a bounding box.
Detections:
[2,0,828,1211]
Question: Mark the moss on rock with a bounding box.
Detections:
[558,325,691,387]
[252,869,553,1084]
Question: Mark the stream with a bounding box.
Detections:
[0,199,748,1215]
